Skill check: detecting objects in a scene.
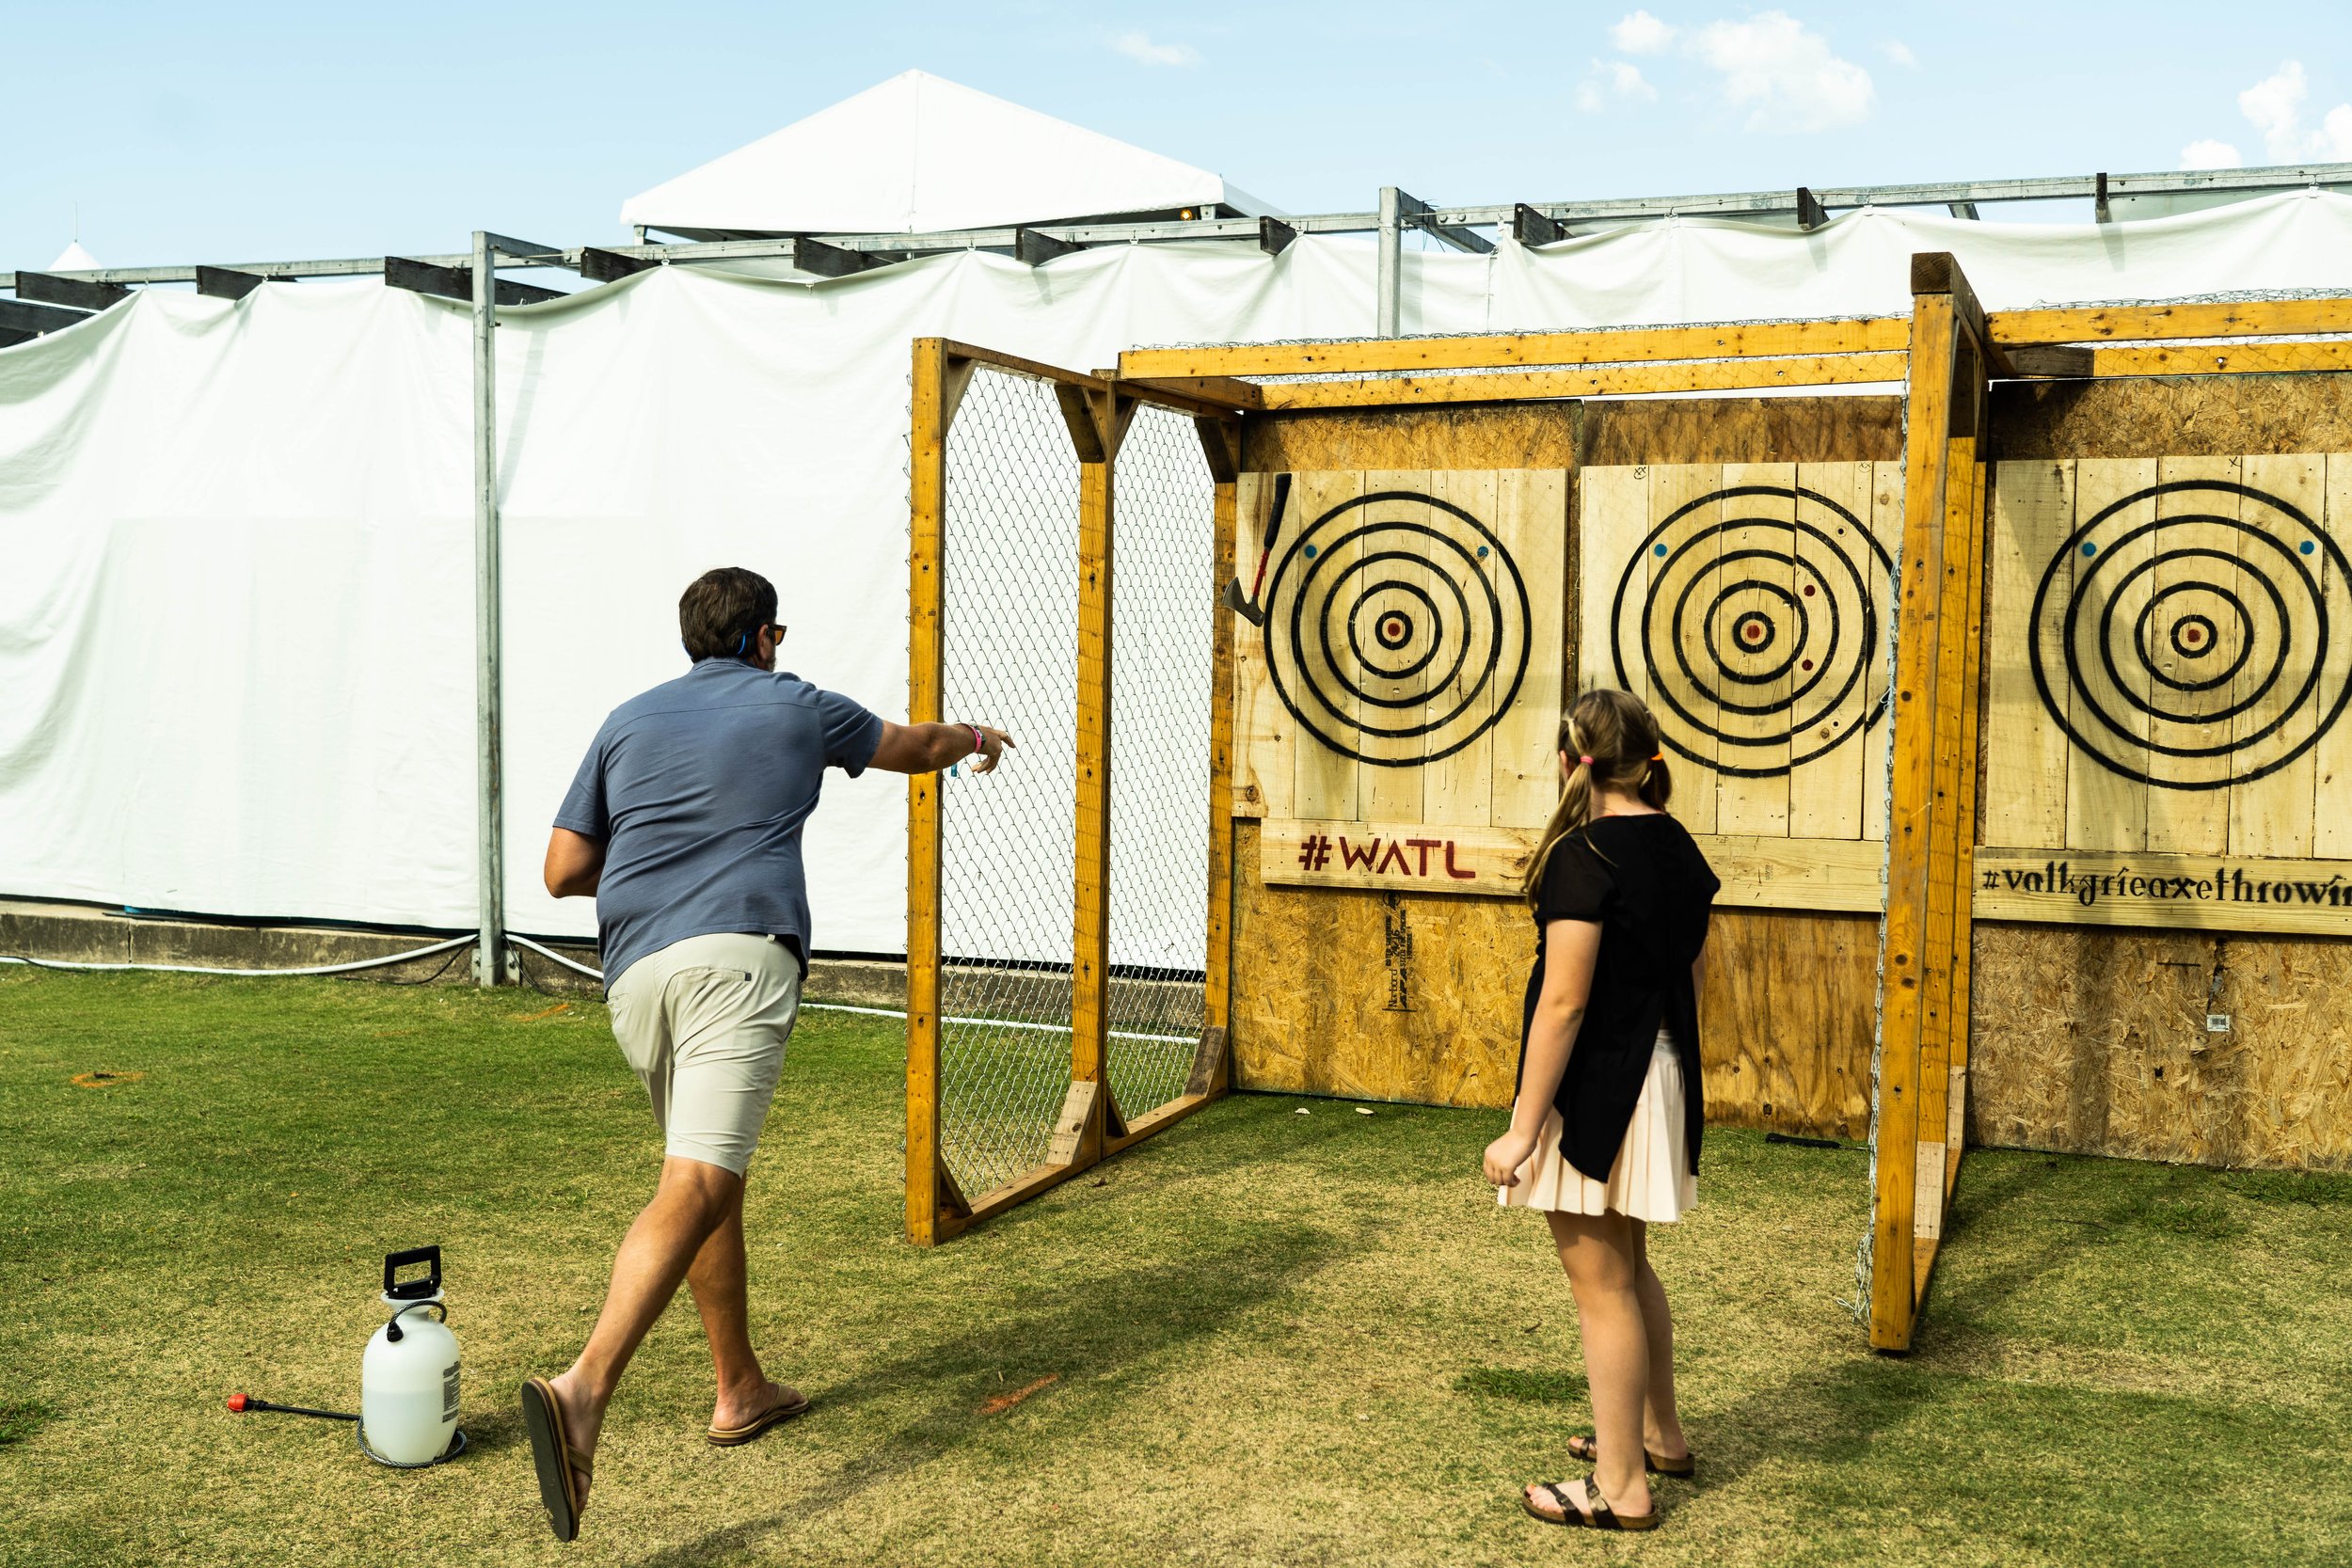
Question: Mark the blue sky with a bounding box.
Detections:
[7,2,2352,268]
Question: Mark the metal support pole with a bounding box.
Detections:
[471,231,509,986]
[1375,186,1403,337]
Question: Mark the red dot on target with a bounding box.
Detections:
[1804,585,1816,597]
[1802,658,1815,671]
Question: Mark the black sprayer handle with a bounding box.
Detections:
[383,1245,442,1301]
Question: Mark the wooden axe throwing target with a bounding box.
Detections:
[1263,488,1532,767]
[1611,481,1895,778]
[2027,478,2352,791]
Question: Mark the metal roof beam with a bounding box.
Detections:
[0,298,91,336]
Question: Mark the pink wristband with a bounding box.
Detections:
[969,724,985,756]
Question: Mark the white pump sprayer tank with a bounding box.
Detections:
[359,1246,460,1466]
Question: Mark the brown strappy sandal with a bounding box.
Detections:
[1520,1476,1661,1531]
[521,1377,594,1543]
[1567,1432,1695,1478]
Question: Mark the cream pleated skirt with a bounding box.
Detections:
[1498,1031,1696,1223]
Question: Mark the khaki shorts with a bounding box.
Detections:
[607,932,802,1176]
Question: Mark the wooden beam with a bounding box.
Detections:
[1796,186,1830,231]
[1193,417,1241,483]
[905,338,951,1245]
[2005,344,2096,378]
[384,257,564,306]
[15,271,131,311]
[1254,352,1909,409]
[939,340,1114,393]
[2068,340,2352,377]
[1013,227,1085,266]
[1069,408,1124,1166]
[1202,469,1239,1072]
[1512,203,1569,246]
[1119,316,1909,380]
[1120,374,1263,413]
[789,236,884,277]
[195,265,268,301]
[1258,215,1298,256]
[580,246,658,283]
[1055,382,1107,464]
[0,298,91,336]
[1988,297,2352,344]
[1395,187,1496,254]
[1870,277,1958,1353]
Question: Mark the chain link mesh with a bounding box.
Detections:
[930,369,1218,1199]
[1105,404,1216,1120]
[938,368,1081,1196]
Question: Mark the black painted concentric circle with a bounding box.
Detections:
[2026,480,2352,790]
[1262,491,1531,767]
[1610,484,1896,778]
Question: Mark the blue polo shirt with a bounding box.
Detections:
[554,659,884,990]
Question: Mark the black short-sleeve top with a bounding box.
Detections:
[1515,813,1720,1181]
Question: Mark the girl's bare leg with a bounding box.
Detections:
[1629,1219,1688,1459]
[1537,1211,1653,1518]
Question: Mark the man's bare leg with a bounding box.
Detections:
[683,1181,798,1429]
[547,1156,739,1500]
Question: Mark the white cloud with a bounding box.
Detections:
[2236,59,2352,160]
[1691,10,1873,133]
[1106,29,1200,67]
[1883,40,1917,68]
[1611,9,1677,55]
[2178,138,2244,170]
[1577,57,1657,113]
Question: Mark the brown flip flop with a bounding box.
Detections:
[1520,1477,1661,1531]
[706,1387,811,1447]
[1567,1432,1695,1478]
[521,1377,593,1542]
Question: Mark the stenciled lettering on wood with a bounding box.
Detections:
[1259,818,1538,896]
[1974,848,2352,936]
[1382,895,1414,1012]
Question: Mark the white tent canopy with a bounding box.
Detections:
[620,70,1274,239]
[7,195,2352,958]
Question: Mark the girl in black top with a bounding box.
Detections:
[1482,688,1720,1533]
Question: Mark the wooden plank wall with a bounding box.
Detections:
[1972,374,2352,1170]
[1229,398,1902,1137]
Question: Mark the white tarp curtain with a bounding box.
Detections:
[7,192,2352,958]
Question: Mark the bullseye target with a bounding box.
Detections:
[2028,480,2352,789]
[1262,489,1531,767]
[1610,483,1895,778]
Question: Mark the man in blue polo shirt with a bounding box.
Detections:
[520,566,1009,1543]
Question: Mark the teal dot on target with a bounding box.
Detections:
[1477,545,1489,558]
[1654,543,1669,557]
[2301,540,2317,555]
[1303,544,1317,558]
[2081,542,2099,557]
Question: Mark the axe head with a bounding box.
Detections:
[1221,578,1265,626]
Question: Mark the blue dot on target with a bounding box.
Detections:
[2301,540,2317,555]
[2081,542,2099,557]
[1654,543,1669,558]
[1477,545,1489,558]
[1304,544,1318,559]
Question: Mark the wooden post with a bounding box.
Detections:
[1202,424,1241,1091]
[1870,254,1990,1349]
[1069,387,1136,1165]
[907,339,951,1244]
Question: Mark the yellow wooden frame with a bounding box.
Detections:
[907,340,1241,1244]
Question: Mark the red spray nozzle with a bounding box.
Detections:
[227,1393,251,1413]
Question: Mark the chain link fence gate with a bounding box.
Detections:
[906,341,1240,1243]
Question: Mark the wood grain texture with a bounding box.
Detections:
[1581,397,1906,467]
[1970,922,2352,1169]
[1254,353,1907,410]
[906,339,950,1245]
[1204,478,1238,1035]
[1124,317,1910,380]
[1232,473,1293,819]
[1988,298,2352,346]
[1244,406,1581,474]
[1971,848,2352,934]
[1230,823,1877,1137]
[1992,375,2352,460]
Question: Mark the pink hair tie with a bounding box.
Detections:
[1578,754,1595,768]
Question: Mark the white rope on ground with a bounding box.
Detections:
[0,933,476,978]
[507,937,1195,1043]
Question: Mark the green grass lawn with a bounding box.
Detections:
[3,971,2348,1567]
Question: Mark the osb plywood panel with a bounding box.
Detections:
[1993,374,2352,461]
[1230,823,1876,1136]
[1969,922,2352,1169]
[1231,467,1568,831]
[1577,462,1902,851]
[1581,396,1904,467]
[1979,455,2352,871]
[1243,405,1581,475]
